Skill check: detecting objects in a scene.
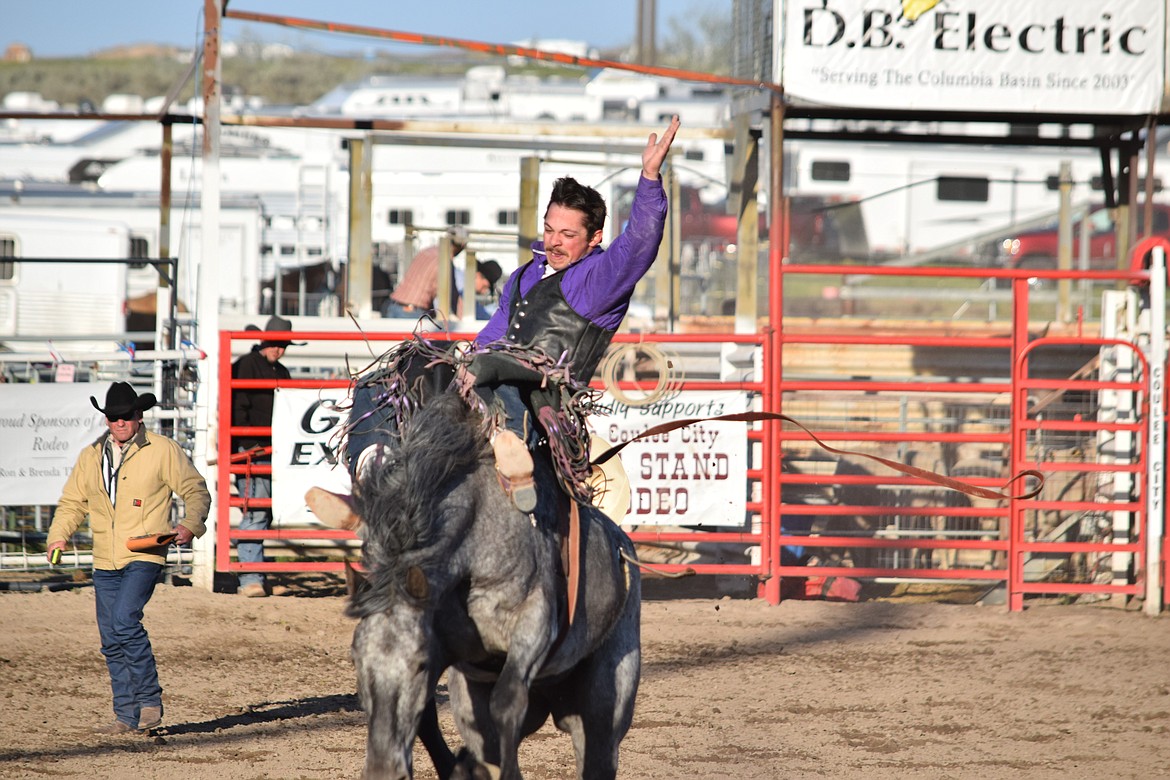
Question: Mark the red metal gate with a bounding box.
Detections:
[217,262,1155,611]
[772,264,1153,610]
[215,330,779,587]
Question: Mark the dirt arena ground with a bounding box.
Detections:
[2,575,1169,780]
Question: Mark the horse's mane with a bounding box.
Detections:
[348,391,486,618]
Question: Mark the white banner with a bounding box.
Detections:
[780,0,1166,113]
[593,391,751,527]
[272,387,753,528]
[271,387,352,525]
[0,384,106,505]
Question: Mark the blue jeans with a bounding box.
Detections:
[492,383,539,449]
[346,383,389,480]
[93,562,164,727]
[381,300,430,319]
[235,462,271,589]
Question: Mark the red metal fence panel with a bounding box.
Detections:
[215,260,1157,610]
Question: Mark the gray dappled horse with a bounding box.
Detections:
[347,390,641,780]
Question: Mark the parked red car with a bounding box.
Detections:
[988,203,1170,271]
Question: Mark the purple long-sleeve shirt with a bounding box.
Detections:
[475,175,668,346]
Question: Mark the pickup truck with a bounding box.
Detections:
[988,203,1170,271]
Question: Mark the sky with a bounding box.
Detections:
[1,0,710,59]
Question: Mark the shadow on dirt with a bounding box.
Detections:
[159,692,362,736]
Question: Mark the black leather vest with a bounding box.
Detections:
[505,266,616,381]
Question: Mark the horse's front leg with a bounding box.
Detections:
[490,590,558,780]
[419,693,457,779]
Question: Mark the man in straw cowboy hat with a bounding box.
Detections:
[231,314,304,597]
[46,382,210,735]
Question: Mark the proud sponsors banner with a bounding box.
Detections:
[271,388,351,525]
[593,391,751,527]
[0,384,106,505]
[780,0,1166,113]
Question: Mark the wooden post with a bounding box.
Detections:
[519,157,540,255]
[435,234,454,325]
[346,137,374,319]
[734,116,760,334]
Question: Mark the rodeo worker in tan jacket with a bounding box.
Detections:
[46,382,210,735]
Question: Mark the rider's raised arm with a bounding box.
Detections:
[641,114,680,181]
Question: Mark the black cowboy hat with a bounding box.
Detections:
[90,381,157,416]
[249,314,306,349]
[477,260,503,293]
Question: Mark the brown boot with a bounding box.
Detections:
[137,705,163,730]
[305,487,363,532]
[239,583,267,598]
[492,430,536,513]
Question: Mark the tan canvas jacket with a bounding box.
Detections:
[48,428,210,569]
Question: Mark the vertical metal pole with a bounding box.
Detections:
[155,121,176,438]
[1057,161,1072,323]
[159,121,175,349]
[400,215,416,284]
[654,165,676,325]
[1145,245,1166,615]
[346,137,374,319]
[763,91,785,605]
[194,0,223,592]
[1115,144,1138,273]
[216,329,233,577]
[635,0,645,65]
[646,0,657,67]
[1143,119,1157,240]
[1008,278,1031,611]
[669,167,681,326]
[461,246,478,330]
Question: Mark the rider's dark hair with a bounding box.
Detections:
[546,177,607,237]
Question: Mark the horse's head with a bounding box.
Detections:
[347,531,443,780]
[350,603,432,780]
[346,391,489,778]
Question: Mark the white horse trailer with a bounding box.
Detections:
[784,138,1117,260]
[0,212,130,341]
[0,185,267,318]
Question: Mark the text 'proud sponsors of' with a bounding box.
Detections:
[595,391,750,527]
[0,383,106,505]
[779,0,1166,113]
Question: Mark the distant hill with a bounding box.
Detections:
[0,20,727,114]
[0,51,515,112]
